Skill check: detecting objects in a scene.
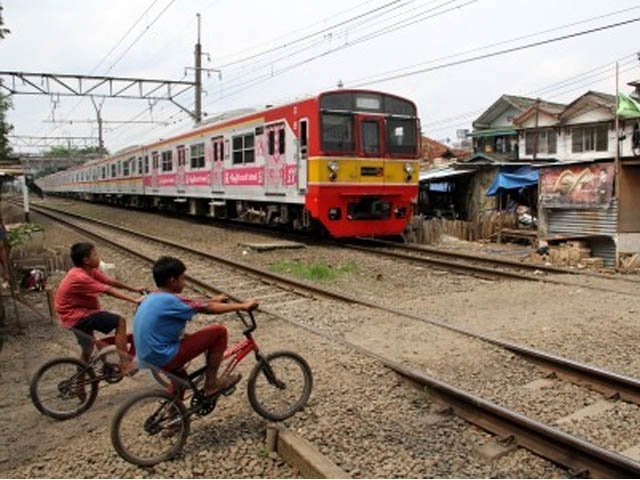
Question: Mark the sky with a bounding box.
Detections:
[2,0,640,154]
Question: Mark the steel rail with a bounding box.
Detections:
[357,237,640,283]
[26,204,640,478]
[27,204,640,405]
[342,242,640,297]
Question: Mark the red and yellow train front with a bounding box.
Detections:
[305,90,419,238]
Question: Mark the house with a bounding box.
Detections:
[512,88,640,267]
[468,94,564,162]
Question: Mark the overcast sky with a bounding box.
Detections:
[2,0,640,153]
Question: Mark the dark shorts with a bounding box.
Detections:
[71,311,120,350]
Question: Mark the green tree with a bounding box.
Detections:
[0,93,13,162]
[45,145,107,157]
[0,4,10,40]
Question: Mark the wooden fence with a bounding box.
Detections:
[405,211,518,245]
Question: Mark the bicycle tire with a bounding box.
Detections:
[151,369,171,388]
[29,357,99,420]
[247,350,313,422]
[111,389,190,467]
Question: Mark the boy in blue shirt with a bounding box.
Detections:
[134,256,258,396]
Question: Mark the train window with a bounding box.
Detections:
[138,158,143,175]
[111,164,116,177]
[300,119,308,154]
[161,151,173,172]
[190,143,205,169]
[361,121,380,155]
[213,142,219,162]
[384,96,416,116]
[232,133,255,164]
[279,128,285,155]
[387,117,417,155]
[177,146,186,167]
[123,160,130,176]
[152,152,159,170]
[321,113,354,153]
[268,131,275,156]
[144,156,149,174]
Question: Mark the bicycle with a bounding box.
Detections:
[29,331,163,420]
[110,309,313,467]
[30,291,161,420]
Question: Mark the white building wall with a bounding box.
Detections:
[518,109,639,162]
[489,107,521,129]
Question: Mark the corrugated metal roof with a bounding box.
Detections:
[419,167,474,182]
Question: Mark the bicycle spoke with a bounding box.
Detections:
[115,396,186,464]
[35,362,90,414]
[253,356,307,417]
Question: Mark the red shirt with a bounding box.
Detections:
[55,267,112,328]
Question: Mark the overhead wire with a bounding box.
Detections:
[108,7,640,150]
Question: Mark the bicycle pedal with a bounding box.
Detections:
[222,386,236,396]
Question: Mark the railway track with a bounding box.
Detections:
[341,237,640,296]
[22,201,640,476]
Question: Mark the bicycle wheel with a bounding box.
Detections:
[247,351,313,421]
[111,389,190,467]
[29,357,99,420]
[151,369,171,388]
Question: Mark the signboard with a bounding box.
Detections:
[540,163,614,209]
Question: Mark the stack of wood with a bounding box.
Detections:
[548,241,604,268]
[619,253,640,273]
[405,211,518,245]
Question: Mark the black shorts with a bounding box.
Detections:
[71,311,120,350]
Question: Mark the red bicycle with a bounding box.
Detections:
[30,332,140,420]
[110,309,313,467]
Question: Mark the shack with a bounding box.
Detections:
[537,159,638,268]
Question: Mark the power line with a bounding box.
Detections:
[105,0,178,75]
[350,16,640,88]
[217,0,406,69]
[108,9,640,150]
[423,62,640,135]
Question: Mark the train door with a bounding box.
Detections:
[211,136,224,193]
[357,115,385,182]
[151,152,159,189]
[297,118,308,193]
[265,123,286,195]
[176,146,186,191]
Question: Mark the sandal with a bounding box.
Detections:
[205,373,242,397]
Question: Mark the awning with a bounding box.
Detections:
[486,166,538,196]
[467,128,518,138]
[419,167,473,182]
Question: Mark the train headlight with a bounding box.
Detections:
[328,161,339,173]
[404,162,415,174]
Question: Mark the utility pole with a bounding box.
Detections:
[185,14,221,124]
[90,96,105,157]
[533,98,540,162]
[615,61,620,269]
[195,13,202,124]
[21,175,30,223]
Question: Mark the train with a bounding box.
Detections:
[39,89,421,237]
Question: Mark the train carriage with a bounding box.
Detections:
[40,89,421,238]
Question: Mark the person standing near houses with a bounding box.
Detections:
[55,242,146,375]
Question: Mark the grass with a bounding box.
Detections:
[269,259,358,282]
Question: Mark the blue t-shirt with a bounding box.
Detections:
[133,292,199,368]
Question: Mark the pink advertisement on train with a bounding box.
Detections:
[185,171,211,186]
[224,167,265,186]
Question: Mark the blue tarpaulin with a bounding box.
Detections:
[486,166,539,197]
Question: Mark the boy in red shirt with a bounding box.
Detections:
[55,242,146,375]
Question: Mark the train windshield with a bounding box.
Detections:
[321,113,354,153]
[387,117,417,155]
[320,92,417,156]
